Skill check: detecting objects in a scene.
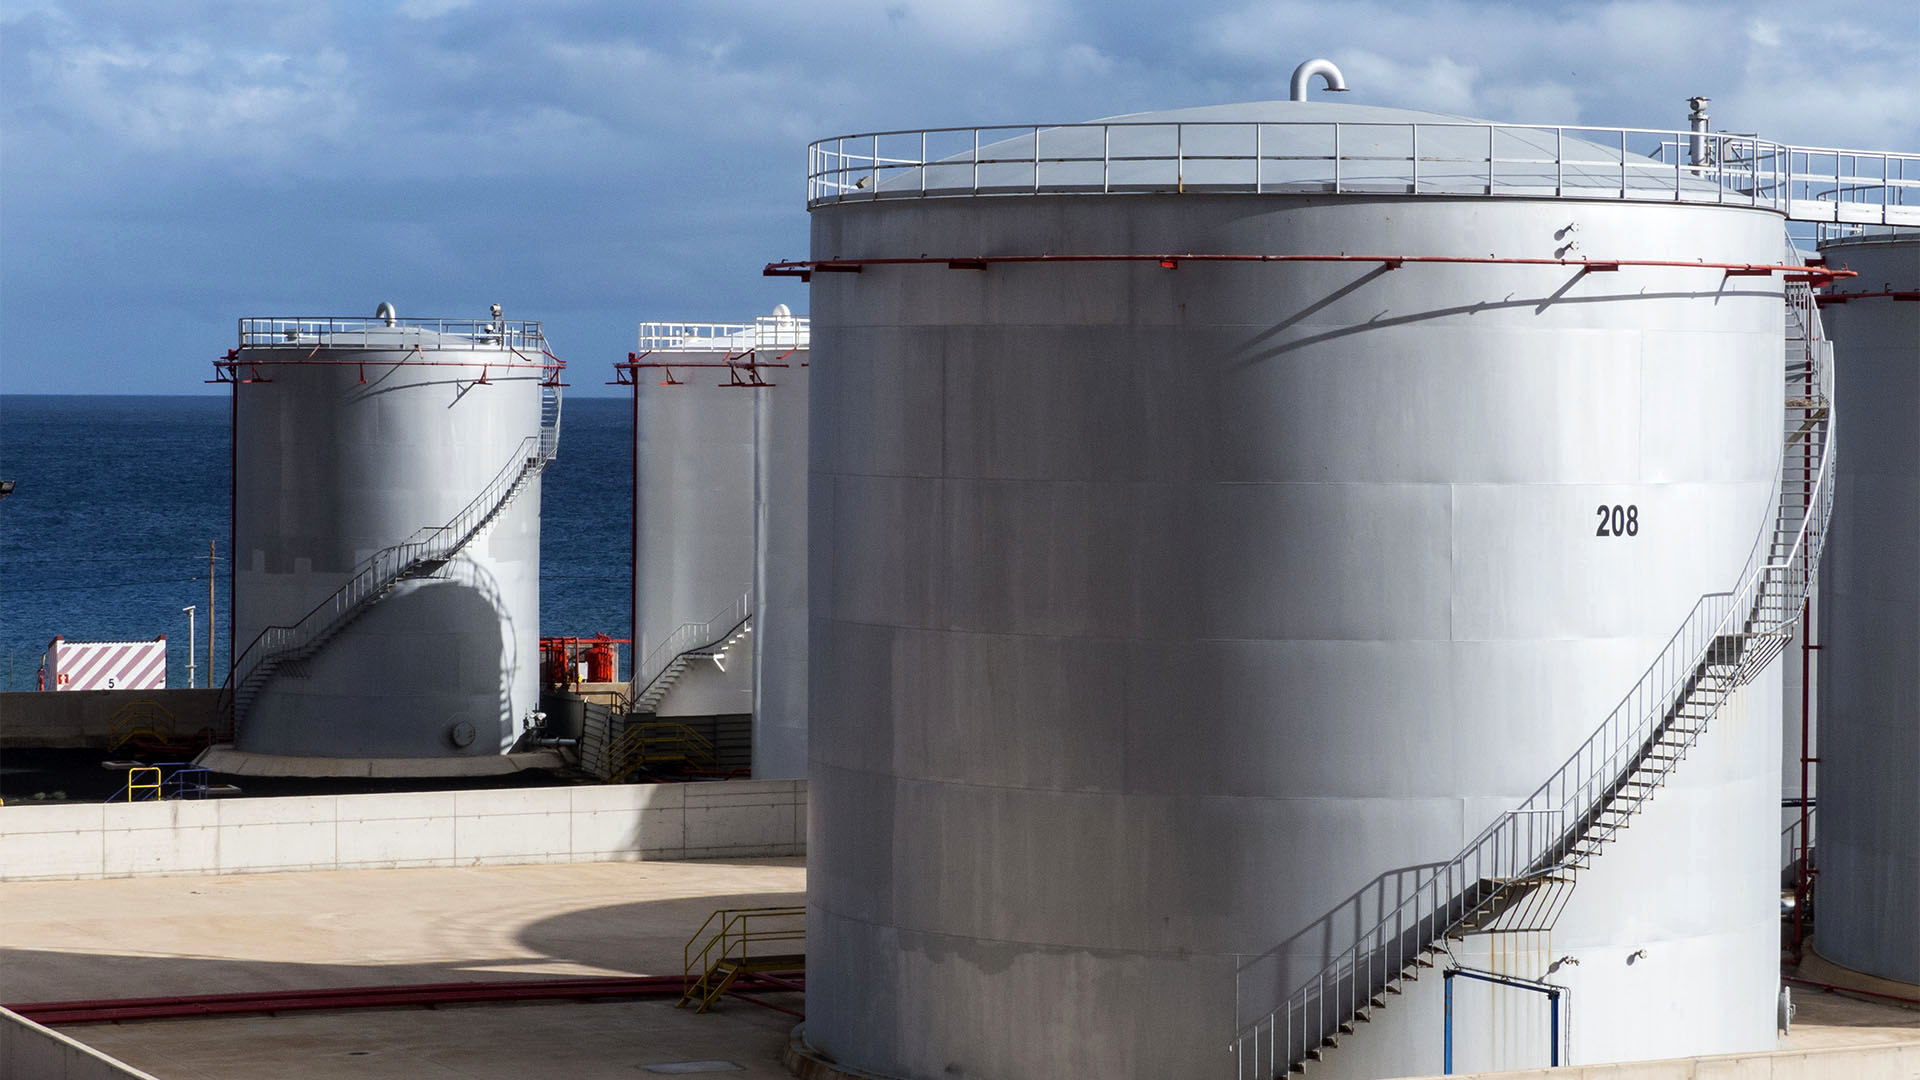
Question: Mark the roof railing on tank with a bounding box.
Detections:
[1783,144,1920,227]
[1231,253,1837,1077]
[637,319,811,353]
[238,316,550,353]
[806,122,1918,227]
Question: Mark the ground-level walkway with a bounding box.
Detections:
[0,859,805,1079]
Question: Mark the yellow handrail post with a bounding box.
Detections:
[126,766,163,802]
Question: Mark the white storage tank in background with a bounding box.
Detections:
[216,306,559,772]
[754,309,812,780]
[623,310,811,779]
[1813,229,1920,985]
[800,97,1814,1078]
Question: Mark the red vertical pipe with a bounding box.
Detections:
[228,368,238,690]
[630,364,639,688]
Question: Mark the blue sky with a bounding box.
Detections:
[3,0,1915,397]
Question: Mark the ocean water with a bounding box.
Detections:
[0,394,632,691]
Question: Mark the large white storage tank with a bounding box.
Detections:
[1813,229,1920,985]
[216,307,559,770]
[801,95,1810,1078]
[623,311,811,779]
[753,311,812,780]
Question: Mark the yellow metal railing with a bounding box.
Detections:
[607,720,718,782]
[106,699,176,753]
[679,905,806,1012]
[125,767,163,802]
[683,905,806,977]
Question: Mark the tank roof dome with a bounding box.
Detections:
[1093,100,1491,127]
[813,97,1739,206]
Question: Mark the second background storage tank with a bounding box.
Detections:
[623,310,810,779]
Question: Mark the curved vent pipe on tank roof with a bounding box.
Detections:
[1291,59,1348,101]
[376,301,398,326]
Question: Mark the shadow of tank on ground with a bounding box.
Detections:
[0,863,803,1002]
[0,744,594,802]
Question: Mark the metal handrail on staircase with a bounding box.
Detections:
[678,906,807,1013]
[221,384,562,734]
[606,720,721,782]
[631,589,753,713]
[1234,259,1835,1077]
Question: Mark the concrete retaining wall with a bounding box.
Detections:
[0,780,805,881]
[0,689,224,749]
[0,1007,160,1080]
[1393,1040,1920,1080]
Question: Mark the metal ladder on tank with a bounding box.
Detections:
[1232,246,1836,1078]
[218,384,562,737]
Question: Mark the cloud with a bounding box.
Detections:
[880,0,1063,49]
[1746,18,1783,49]
[397,0,473,18]
[27,38,358,151]
[1187,0,1919,144]
[0,0,1915,396]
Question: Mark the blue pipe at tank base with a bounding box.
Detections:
[1443,966,1564,1073]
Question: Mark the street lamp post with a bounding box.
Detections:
[182,606,197,689]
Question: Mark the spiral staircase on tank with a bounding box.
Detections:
[1233,246,1836,1078]
[216,385,562,739]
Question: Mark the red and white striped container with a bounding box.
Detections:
[43,636,167,691]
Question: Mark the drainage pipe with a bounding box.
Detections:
[1784,974,1920,1008]
[9,972,807,1025]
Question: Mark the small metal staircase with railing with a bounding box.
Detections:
[1234,251,1836,1077]
[603,720,721,782]
[577,699,617,779]
[678,906,806,1014]
[218,385,561,737]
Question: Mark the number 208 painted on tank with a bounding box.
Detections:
[1595,504,1640,537]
